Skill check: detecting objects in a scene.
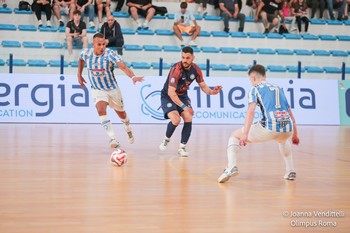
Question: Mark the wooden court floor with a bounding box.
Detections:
[0,124,349,233]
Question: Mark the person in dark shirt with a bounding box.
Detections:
[126,0,156,29]
[159,46,222,157]
[255,0,285,33]
[100,15,124,55]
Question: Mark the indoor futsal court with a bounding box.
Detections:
[0,123,349,232]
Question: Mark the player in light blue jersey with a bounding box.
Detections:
[78,33,144,149]
[218,64,300,183]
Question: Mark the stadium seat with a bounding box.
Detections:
[162,45,181,52]
[211,31,229,37]
[0,24,16,30]
[286,65,306,72]
[239,48,257,54]
[230,64,249,71]
[190,46,201,53]
[143,45,162,51]
[14,8,33,14]
[43,42,63,49]
[309,19,326,25]
[49,60,69,67]
[201,46,220,53]
[247,32,265,38]
[155,29,174,36]
[28,59,48,67]
[312,50,331,56]
[266,33,283,39]
[203,15,222,21]
[112,11,129,18]
[0,8,12,13]
[330,50,348,57]
[245,16,255,22]
[305,66,324,73]
[0,59,4,66]
[267,65,287,72]
[302,34,319,40]
[275,49,294,55]
[193,14,203,20]
[319,34,337,41]
[124,44,143,51]
[70,61,78,67]
[199,30,211,37]
[336,35,350,41]
[153,15,167,20]
[284,34,302,40]
[257,48,275,55]
[18,25,37,31]
[39,27,58,32]
[86,28,97,33]
[344,21,350,26]
[294,49,312,56]
[121,28,136,35]
[151,62,171,69]
[166,13,175,19]
[326,20,343,25]
[323,66,342,73]
[137,29,155,35]
[2,40,21,47]
[131,62,151,69]
[23,41,42,48]
[211,64,230,71]
[6,59,26,66]
[230,32,248,38]
[220,47,239,53]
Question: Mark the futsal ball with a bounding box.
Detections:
[110,149,128,166]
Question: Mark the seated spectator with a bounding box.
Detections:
[96,0,112,28]
[52,0,72,27]
[111,0,125,11]
[246,0,261,17]
[126,0,156,30]
[255,0,285,33]
[66,10,88,61]
[306,0,325,18]
[100,15,124,55]
[31,0,53,27]
[70,0,96,28]
[282,0,297,31]
[195,0,208,15]
[2,0,7,8]
[219,0,246,32]
[344,0,350,19]
[292,0,309,33]
[173,2,201,46]
[326,0,346,20]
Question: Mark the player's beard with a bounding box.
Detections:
[182,61,192,69]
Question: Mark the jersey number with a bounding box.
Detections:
[269,87,281,108]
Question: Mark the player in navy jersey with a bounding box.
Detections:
[77,33,144,149]
[159,46,222,157]
[218,64,300,183]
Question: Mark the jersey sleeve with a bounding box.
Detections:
[108,49,122,64]
[79,48,89,61]
[168,63,182,89]
[193,64,204,83]
[248,86,258,104]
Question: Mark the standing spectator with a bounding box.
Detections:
[52,0,72,27]
[219,0,246,32]
[127,0,156,30]
[96,0,112,28]
[306,0,325,18]
[326,0,346,20]
[100,15,124,55]
[255,0,285,33]
[173,2,201,46]
[66,10,88,62]
[70,0,96,28]
[32,0,52,27]
[195,0,208,15]
[292,0,309,33]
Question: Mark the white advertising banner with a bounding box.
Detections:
[0,74,340,125]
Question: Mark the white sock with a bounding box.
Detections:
[278,141,295,172]
[136,19,142,27]
[179,143,186,149]
[144,20,149,26]
[99,115,116,139]
[227,137,240,169]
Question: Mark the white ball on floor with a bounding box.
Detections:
[110,149,128,166]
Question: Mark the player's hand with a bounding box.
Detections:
[184,106,194,116]
[132,76,144,85]
[239,135,248,147]
[78,75,86,89]
[292,135,300,145]
[211,85,222,95]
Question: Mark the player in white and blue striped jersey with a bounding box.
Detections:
[218,64,300,183]
[78,33,144,149]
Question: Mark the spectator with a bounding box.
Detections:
[96,0,112,28]
[255,0,285,33]
[52,0,72,27]
[195,0,208,15]
[246,0,261,17]
[66,10,88,62]
[31,0,53,27]
[70,0,96,28]
[292,0,309,33]
[2,0,7,8]
[111,0,125,11]
[306,0,325,18]
[100,15,124,55]
[219,0,246,32]
[282,0,297,32]
[326,0,346,20]
[344,0,350,20]
[173,2,201,46]
[126,0,156,30]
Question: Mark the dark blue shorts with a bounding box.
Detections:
[160,94,191,119]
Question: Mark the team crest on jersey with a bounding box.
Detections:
[167,103,172,108]
[190,74,195,80]
[170,78,175,84]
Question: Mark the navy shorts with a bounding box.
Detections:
[161,94,191,119]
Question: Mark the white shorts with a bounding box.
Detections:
[91,88,125,111]
[246,122,292,144]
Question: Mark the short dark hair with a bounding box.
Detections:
[93,32,105,40]
[180,2,187,9]
[73,10,81,16]
[182,46,193,55]
[248,64,266,77]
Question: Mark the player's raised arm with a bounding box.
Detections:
[198,82,222,95]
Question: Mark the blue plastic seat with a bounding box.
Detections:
[193,14,203,20]
[257,48,275,55]
[247,32,265,38]
[0,8,12,13]
[155,29,173,36]
[326,20,343,25]
[323,66,341,73]
[190,46,201,52]
[131,62,151,69]
[294,49,312,56]
[312,50,331,56]
[121,28,136,35]
[39,27,58,32]
[266,33,283,39]
[0,24,16,30]
[336,35,350,41]
[330,50,348,57]
[112,11,129,17]
[204,15,221,21]
[305,66,324,73]
[0,59,5,66]
[153,15,167,19]
[14,8,33,14]
[199,30,211,37]
[230,32,247,38]
[43,42,62,49]
[124,44,142,51]
[211,31,229,37]
[220,47,238,53]
[211,64,230,71]
[23,41,42,48]
[319,34,337,41]
[18,24,37,31]
[238,48,257,54]
[302,34,319,40]
[28,59,48,67]
[151,62,171,69]
[275,49,294,55]
[49,60,69,67]
[166,14,175,20]
[284,34,302,40]
[2,40,21,47]
[309,19,326,25]
[162,45,181,52]
[143,45,162,51]
[137,29,155,35]
[286,65,305,72]
[230,64,249,71]
[6,59,26,66]
[201,46,220,53]
[344,21,350,26]
[86,28,97,33]
[197,63,207,70]
[267,65,287,72]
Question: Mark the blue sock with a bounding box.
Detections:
[166,122,177,138]
[181,122,192,144]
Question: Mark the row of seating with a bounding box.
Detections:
[2,40,349,58]
[1,58,348,74]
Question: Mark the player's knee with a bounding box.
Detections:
[171,116,181,126]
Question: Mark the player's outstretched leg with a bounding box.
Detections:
[217,166,239,183]
[100,115,120,148]
[120,114,134,144]
[278,141,296,180]
[159,122,178,151]
[177,122,192,157]
[217,136,241,183]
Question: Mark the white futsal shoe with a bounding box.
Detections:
[109,138,121,149]
[178,147,189,157]
[159,138,170,151]
[284,171,296,180]
[217,166,239,183]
